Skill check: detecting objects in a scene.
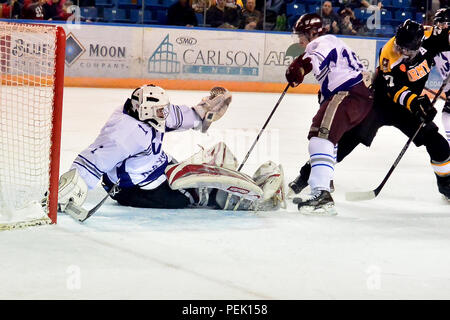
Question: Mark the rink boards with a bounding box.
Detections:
[0,19,444,92]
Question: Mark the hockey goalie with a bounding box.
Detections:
[58,84,285,221]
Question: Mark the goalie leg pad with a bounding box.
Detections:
[169,141,238,170]
[252,160,286,210]
[215,190,254,210]
[166,163,263,203]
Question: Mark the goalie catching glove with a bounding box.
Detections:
[193,87,232,133]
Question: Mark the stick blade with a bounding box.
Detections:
[345,190,376,201]
[64,202,89,222]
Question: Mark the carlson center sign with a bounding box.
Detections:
[147,34,261,77]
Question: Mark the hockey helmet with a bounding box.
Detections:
[130,84,169,132]
[293,13,324,39]
[433,8,450,27]
[395,19,424,51]
[395,19,424,59]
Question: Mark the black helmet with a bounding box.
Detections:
[395,19,424,51]
[434,8,450,25]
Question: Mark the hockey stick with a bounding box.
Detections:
[65,181,120,222]
[346,78,449,201]
[237,83,290,171]
[424,87,446,101]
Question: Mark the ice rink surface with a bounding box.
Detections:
[1,87,449,299]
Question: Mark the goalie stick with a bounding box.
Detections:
[64,181,120,222]
[238,83,290,171]
[345,76,449,201]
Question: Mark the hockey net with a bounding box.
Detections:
[0,22,65,230]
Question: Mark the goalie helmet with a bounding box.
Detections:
[130,84,170,132]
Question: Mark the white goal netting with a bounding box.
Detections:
[0,22,59,230]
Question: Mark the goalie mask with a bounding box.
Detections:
[130,84,170,132]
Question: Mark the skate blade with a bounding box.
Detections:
[298,204,337,216]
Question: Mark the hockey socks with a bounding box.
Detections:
[307,137,336,193]
[443,109,450,145]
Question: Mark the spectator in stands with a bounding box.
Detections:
[242,0,262,29]
[168,0,198,27]
[338,0,382,10]
[1,0,21,18]
[243,16,258,29]
[206,0,226,27]
[22,0,46,19]
[192,0,210,14]
[266,0,286,31]
[43,0,63,20]
[218,22,237,28]
[320,1,340,34]
[56,0,73,20]
[223,0,244,28]
[339,7,358,35]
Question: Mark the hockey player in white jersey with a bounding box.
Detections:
[57,84,285,220]
[285,13,373,215]
[432,8,450,146]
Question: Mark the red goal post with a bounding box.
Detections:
[0,21,65,229]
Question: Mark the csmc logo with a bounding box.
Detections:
[176,37,197,46]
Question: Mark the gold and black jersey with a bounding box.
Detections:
[374,26,450,110]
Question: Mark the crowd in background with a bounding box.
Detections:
[0,0,447,35]
[167,0,267,30]
[0,0,84,20]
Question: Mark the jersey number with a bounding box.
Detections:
[342,49,364,71]
[384,75,395,87]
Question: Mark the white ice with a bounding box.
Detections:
[1,87,449,299]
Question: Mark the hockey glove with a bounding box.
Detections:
[285,53,312,88]
[193,87,232,133]
[58,168,88,212]
[409,95,437,123]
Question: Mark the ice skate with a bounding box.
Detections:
[287,174,309,198]
[293,190,337,216]
[436,174,450,202]
[288,175,335,198]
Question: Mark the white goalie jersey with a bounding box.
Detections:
[304,34,365,101]
[71,103,202,190]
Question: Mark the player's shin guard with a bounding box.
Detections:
[307,137,336,193]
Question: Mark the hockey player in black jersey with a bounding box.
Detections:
[288,19,450,201]
[431,8,450,148]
